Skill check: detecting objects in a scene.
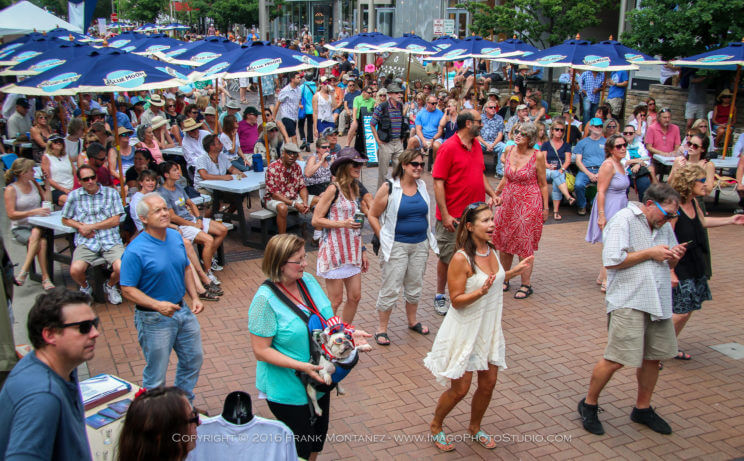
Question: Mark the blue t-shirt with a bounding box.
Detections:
[416,108,444,139]
[394,191,428,244]
[0,352,91,461]
[120,228,189,303]
[343,90,360,110]
[608,71,628,99]
[540,140,571,166]
[574,136,606,168]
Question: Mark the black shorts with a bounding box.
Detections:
[281,117,298,137]
[267,393,330,459]
[52,188,66,205]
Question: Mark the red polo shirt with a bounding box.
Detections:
[431,132,486,221]
[645,121,680,154]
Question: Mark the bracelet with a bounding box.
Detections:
[598,211,605,214]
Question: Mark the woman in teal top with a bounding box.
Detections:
[249,233,370,460]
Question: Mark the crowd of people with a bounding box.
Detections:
[1,34,743,459]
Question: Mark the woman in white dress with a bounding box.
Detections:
[424,202,532,452]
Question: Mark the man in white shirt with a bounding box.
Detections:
[181,118,210,166]
[273,72,303,144]
[140,94,165,126]
[7,97,32,138]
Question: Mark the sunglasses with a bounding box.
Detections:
[427,102,436,105]
[187,408,201,426]
[696,177,707,183]
[553,127,564,132]
[408,161,425,168]
[285,151,299,157]
[62,317,100,334]
[516,131,529,137]
[614,142,627,149]
[366,91,374,95]
[687,141,701,150]
[639,113,647,117]
[79,175,97,182]
[653,201,680,221]
[607,124,617,129]
[318,145,330,149]
[486,106,497,110]
[658,108,671,114]
[622,131,635,135]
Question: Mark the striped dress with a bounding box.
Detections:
[317,185,362,278]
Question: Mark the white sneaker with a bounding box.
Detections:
[79,283,93,296]
[434,296,448,316]
[104,283,122,305]
[207,271,221,285]
[211,258,223,272]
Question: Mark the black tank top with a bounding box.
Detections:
[673,202,709,280]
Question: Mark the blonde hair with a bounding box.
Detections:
[261,234,306,282]
[4,157,35,184]
[691,119,707,132]
[195,95,209,111]
[45,137,66,157]
[335,162,359,200]
[669,163,705,203]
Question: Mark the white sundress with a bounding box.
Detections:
[424,250,507,386]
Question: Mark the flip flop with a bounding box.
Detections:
[503,280,510,292]
[432,431,455,452]
[514,285,533,299]
[374,332,391,346]
[472,430,497,449]
[553,212,563,221]
[408,322,429,335]
[674,350,692,360]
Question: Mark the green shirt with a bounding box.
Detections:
[248,273,334,405]
[353,94,375,118]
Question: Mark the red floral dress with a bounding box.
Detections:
[492,149,544,258]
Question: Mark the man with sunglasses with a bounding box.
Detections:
[74,142,115,188]
[265,143,319,234]
[574,118,607,215]
[0,289,98,460]
[477,101,506,178]
[579,183,687,436]
[121,192,204,403]
[408,95,444,155]
[370,84,408,189]
[63,164,125,304]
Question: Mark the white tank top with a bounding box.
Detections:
[10,180,40,228]
[317,92,333,123]
[44,153,74,190]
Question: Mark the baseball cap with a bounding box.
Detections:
[589,117,604,126]
[516,104,528,111]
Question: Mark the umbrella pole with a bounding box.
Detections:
[258,78,271,167]
[78,94,86,128]
[405,54,411,103]
[110,100,125,206]
[567,71,576,144]
[721,64,741,158]
[599,72,608,105]
[473,59,479,110]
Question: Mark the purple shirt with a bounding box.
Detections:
[238,120,259,154]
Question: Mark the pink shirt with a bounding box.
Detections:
[237,120,259,154]
[645,121,680,154]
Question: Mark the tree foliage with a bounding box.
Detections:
[622,0,744,60]
[461,0,616,48]
[121,0,168,23]
[28,0,67,17]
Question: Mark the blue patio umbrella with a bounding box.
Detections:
[381,34,438,101]
[597,40,664,66]
[106,31,148,52]
[431,36,462,51]
[159,36,239,66]
[44,27,89,42]
[513,38,639,141]
[135,23,161,33]
[0,36,83,66]
[672,40,744,156]
[487,38,540,90]
[0,42,93,76]
[326,32,395,53]
[190,41,334,165]
[427,36,521,61]
[0,32,44,57]
[161,23,190,31]
[130,34,184,56]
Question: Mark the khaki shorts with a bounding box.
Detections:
[435,220,457,264]
[603,308,678,367]
[265,195,316,213]
[376,241,429,311]
[607,97,624,116]
[178,218,211,243]
[72,244,124,266]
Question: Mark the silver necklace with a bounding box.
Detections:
[475,246,491,257]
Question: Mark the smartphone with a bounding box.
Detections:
[353,211,365,226]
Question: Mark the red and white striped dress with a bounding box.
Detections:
[317,186,363,279]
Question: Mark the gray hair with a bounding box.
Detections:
[517,121,538,146]
[135,192,165,219]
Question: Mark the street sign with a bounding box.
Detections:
[433,19,455,37]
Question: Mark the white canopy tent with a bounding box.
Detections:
[0,1,83,37]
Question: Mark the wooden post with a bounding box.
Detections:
[599,71,608,105]
[109,100,126,206]
[404,53,411,103]
[567,71,576,144]
[721,64,741,158]
[258,77,271,167]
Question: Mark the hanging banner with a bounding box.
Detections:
[362,114,378,164]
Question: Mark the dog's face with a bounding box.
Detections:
[320,331,354,359]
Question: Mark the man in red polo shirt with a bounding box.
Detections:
[645,107,681,158]
[431,109,499,315]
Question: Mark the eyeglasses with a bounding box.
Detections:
[614,142,627,149]
[696,177,707,183]
[318,145,330,149]
[427,102,436,105]
[639,113,647,117]
[285,151,299,157]
[653,201,680,221]
[187,408,201,426]
[552,127,564,132]
[687,141,701,150]
[286,256,307,264]
[516,131,529,137]
[607,124,617,129]
[647,102,656,106]
[79,175,97,182]
[622,131,635,135]
[408,161,425,168]
[62,317,100,334]
[486,106,497,110]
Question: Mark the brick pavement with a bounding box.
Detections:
[80,165,744,459]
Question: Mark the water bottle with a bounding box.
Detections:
[252,153,264,172]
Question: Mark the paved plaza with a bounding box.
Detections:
[6,165,744,459]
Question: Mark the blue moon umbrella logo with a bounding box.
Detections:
[155,66,188,80]
[536,54,566,64]
[122,46,136,52]
[13,51,42,63]
[247,58,282,74]
[0,43,23,58]
[442,48,465,59]
[582,55,610,68]
[104,70,147,88]
[624,53,644,62]
[698,54,734,63]
[109,39,131,48]
[335,41,349,48]
[201,62,230,76]
[406,44,426,52]
[146,45,170,53]
[168,48,188,57]
[481,47,502,56]
[192,52,221,63]
[377,41,396,48]
[38,72,81,92]
[292,54,317,65]
[435,43,452,50]
[29,59,66,73]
